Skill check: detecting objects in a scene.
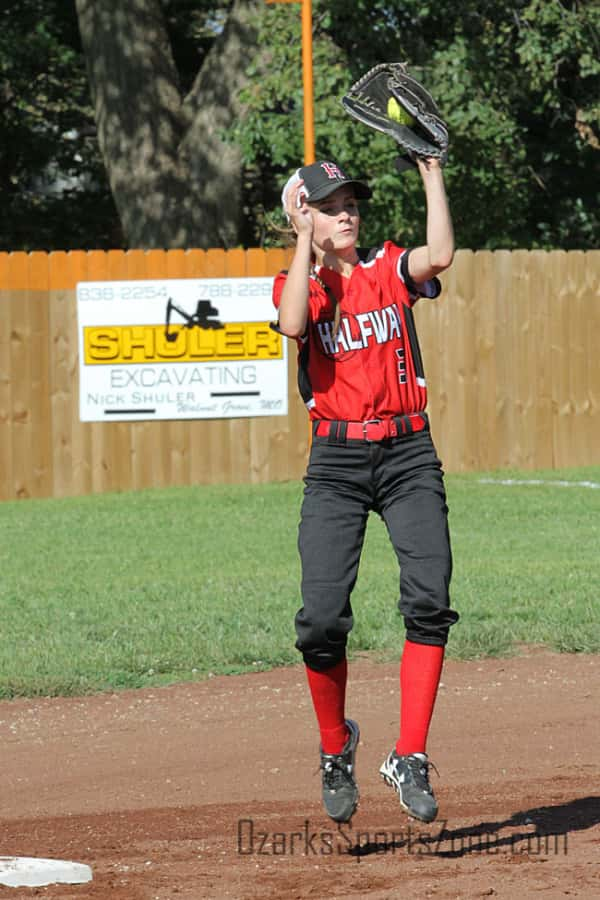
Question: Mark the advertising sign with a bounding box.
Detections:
[77,278,287,422]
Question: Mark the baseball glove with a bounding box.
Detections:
[341,62,449,171]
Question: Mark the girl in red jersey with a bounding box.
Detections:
[272,157,459,824]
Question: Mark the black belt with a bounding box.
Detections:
[313,413,429,442]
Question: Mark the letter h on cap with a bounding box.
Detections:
[320,162,345,180]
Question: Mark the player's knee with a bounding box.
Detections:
[404,607,460,645]
[294,603,353,670]
[299,646,347,671]
[296,623,348,670]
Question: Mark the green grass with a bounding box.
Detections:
[0,467,599,698]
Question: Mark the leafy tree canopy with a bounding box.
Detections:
[1,0,119,249]
[0,0,231,250]
[236,0,599,250]
[1,0,598,251]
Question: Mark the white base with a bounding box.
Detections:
[0,856,92,888]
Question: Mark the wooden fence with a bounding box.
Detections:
[0,248,598,501]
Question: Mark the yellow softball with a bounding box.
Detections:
[387,97,415,127]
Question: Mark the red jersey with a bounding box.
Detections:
[272,241,440,421]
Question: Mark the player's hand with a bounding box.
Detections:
[417,157,442,175]
[286,180,314,237]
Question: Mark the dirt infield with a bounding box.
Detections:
[1,648,599,899]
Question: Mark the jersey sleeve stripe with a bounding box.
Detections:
[398,250,442,302]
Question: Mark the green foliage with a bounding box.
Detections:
[0,0,230,251]
[1,0,597,250]
[513,0,600,247]
[236,0,599,250]
[0,0,121,250]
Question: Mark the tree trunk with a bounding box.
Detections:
[75,0,258,248]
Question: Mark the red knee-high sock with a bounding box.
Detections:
[305,659,349,754]
[396,640,445,756]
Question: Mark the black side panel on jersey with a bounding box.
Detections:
[356,246,426,380]
[403,305,426,382]
[297,337,313,407]
[269,269,288,334]
[271,268,313,404]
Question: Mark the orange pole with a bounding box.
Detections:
[301,0,315,164]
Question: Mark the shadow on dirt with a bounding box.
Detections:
[348,796,600,859]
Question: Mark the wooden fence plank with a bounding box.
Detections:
[448,249,477,471]
[472,251,498,471]
[529,251,554,469]
[145,249,167,280]
[28,252,52,496]
[8,252,33,498]
[567,251,591,467]
[550,251,571,468]
[67,251,93,496]
[107,248,127,288]
[585,250,600,464]
[224,247,245,277]
[414,256,449,464]
[510,250,534,468]
[493,251,515,468]
[183,249,205,277]
[0,253,12,500]
[48,252,73,497]
[205,248,227,275]
[166,249,186,279]
[264,247,287,277]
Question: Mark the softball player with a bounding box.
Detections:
[273,158,459,825]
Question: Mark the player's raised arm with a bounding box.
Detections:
[278,180,314,338]
[407,159,455,285]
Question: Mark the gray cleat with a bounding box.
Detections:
[319,719,360,823]
[380,750,438,823]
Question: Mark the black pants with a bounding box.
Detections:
[296,426,459,672]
